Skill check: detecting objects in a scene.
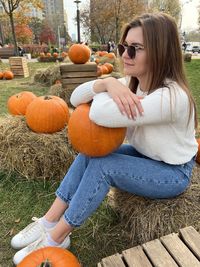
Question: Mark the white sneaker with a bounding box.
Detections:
[13,232,71,265]
[11,217,54,250]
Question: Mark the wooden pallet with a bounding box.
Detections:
[9,57,29,77]
[60,62,97,106]
[98,226,200,267]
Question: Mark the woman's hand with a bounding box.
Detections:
[104,77,144,119]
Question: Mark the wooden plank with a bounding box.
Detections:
[62,71,97,78]
[62,77,96,84]
[179,226,200,260]
[160,233,200,267]
[101,253,126,267]
[62,84,80,90]
[60,62,97,72]
[122,245,153,267]
[143,239,178,267]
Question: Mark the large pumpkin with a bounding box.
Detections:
[196,138,200,164]
[68,104,126,157]
[17,247,81,267]
[26,95,70,133]
[3,70,14,80]
[7,91,37,115]
[68,44,91,64]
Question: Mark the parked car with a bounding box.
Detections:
[192,46,200,53]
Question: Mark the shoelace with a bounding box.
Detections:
[20,217,44,238]
[27,232,47,252]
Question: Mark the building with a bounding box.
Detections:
[42,0,66,45]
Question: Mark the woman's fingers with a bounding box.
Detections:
[113,93,144,119]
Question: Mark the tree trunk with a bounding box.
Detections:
[115,16,119,44]
[9,12,19,56]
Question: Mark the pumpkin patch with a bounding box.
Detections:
[68,103,126,157]
[17,247,81,267]
[26,95,70,133]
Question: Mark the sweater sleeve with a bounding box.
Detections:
[70,77,127,107]
[89,87,189,128]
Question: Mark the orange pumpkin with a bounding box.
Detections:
[55,79,62,84]
[68,44,91,64]
[68,104,126,157]
[46,52,51,57]
[95,58,100,64]
[196,138,200,164]
[100,65,109,75]
[97,66,102,77]
[53,52,58,58]
[7,91,37,115]
[0,71,3,79]
[17,247,81,267]
[3,70,14,80]
[104,63,113,73]
[26,95,70,133]
[105,52,116,59]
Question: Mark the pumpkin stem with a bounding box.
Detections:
[38,259,52,267]
[44,95,52,100]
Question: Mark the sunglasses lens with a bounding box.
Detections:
[117,44,136,59]
[117,44,125,57]
[127,46,136,59]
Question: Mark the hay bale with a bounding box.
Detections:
[108,165,200,246]
[0,115,76,180]
[33,65,61,86]
[48,84,75,108]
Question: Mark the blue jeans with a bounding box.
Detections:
[56,144,195,227]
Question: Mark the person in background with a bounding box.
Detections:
[11,12,198,265]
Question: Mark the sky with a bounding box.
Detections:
[64,0,199,40]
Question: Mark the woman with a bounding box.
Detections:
[11,13,198,265]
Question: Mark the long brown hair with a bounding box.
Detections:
[120,13,197,128]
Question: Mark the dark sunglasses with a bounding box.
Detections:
[117,43,144,59]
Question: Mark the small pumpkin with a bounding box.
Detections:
[17,247,81,267]
[68,44,91,64]
[104,63,113,73]
[3,70,14,80]
[0,71,4,79]
[105,52,116,59]
[53,52,58,58]
[68,103,126,157]
[7,91,37,115]
[97,66,102,77]
[196,138,200,164]
[46,52,51,57]
[99,65,109,75]
[26,95,70,133]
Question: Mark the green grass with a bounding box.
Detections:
[184,60,200,115]
[0,60,200,266]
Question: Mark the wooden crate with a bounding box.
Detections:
[98,226,200,267]
[60,62,97,106]
[9,57,29,77]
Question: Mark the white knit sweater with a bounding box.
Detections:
[70,78,198,164]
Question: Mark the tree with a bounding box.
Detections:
[39,21,56,45]
[29,17,43,43]
[0,0,42,55]
[81,0,145,44]
[15,24,33,44]
[147,0,181,24]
